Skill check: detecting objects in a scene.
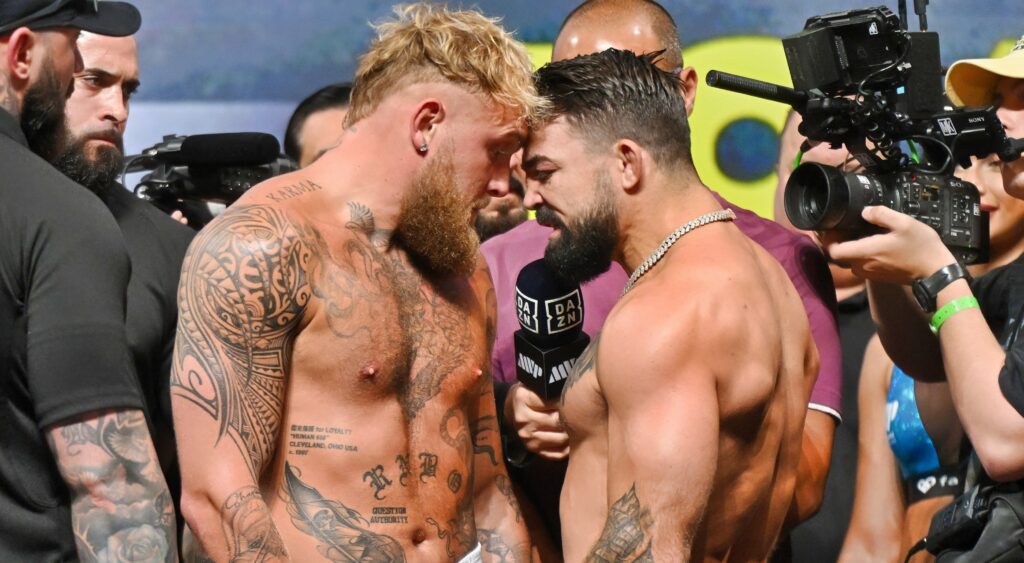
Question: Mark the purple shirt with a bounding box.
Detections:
[481,192,843,420]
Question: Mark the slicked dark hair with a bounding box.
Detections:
[284,82,352,162]
[534,48,692,168]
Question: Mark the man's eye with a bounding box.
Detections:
[532,170,553,182]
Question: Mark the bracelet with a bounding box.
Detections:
[930,297,980,334]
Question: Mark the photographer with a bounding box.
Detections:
[825,38,1024,484]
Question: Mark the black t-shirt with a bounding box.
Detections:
[100,184,193,514]
[969,254,1024,415]
[0,109,143,561]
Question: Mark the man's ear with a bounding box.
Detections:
[678,65,698,116]
[613,139,644,193]
[3,28,37,85]
[410,98,445,155]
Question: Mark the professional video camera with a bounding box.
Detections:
[707,1,1024,264]
[124,132,297,220]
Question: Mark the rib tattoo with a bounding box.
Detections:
[283,462,406,562]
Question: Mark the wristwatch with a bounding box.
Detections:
[912,262,972,313]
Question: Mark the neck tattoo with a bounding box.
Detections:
[622,208,737,295]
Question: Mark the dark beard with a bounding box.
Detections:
[474,201,527,242]
[394,144,481,279]
[537,174,618,285]
[21,61,67,163]
[53,135,124,195]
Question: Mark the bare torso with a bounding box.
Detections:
[559,220,817,562]
[175,178,511,562]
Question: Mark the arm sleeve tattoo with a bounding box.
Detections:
[171,205,313,560]
[172,205,312,479]
[47,409,178,563]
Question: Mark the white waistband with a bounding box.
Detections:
[459,543,482,563]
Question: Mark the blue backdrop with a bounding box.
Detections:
[124,0,1023,217]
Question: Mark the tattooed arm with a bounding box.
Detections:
[47,409,178,562]
[171,206,313,562]
[589,306,720,562]
[471,266,532,563]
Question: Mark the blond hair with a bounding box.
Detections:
[345,3,544,127]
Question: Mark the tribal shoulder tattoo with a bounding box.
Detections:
[172,205,315,479]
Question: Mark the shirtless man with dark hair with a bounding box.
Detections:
[523,49,818,561]
[171,5,540,562]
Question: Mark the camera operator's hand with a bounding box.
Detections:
[503,382,569,460]
[825,206,958,285]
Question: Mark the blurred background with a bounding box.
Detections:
[126,0,1021,218]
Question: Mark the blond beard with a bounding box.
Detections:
[395,144,481,278]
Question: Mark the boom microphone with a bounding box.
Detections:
[125,133,282,172]
[513,259,590,400]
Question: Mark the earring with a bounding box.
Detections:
[418,143,428,153]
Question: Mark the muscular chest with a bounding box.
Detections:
[292,236,488,415]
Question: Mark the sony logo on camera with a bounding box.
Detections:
[545,289,583,335]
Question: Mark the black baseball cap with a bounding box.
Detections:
[0,0,141,37]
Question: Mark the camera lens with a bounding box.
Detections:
[784,163,851,230]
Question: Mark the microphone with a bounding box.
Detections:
[706,70,810,110]
[125,133,282,172]
[513,259,591,401]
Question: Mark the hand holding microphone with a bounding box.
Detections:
[505,259,590,460]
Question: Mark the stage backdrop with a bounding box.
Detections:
[126,0,1021,219]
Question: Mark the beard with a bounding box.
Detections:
[52,130,124,195]
[474,200,528,242]
[394,144,481,279]
[537,172,619,286]
[21,59,68,163]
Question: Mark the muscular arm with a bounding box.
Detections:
[590,307,719,561]
[839,336,904,562]
[171,206,312,561]
[472,270,532,562]
[47,409,178,562]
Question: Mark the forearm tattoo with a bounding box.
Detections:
[49,410,177,563]
[477,528,530,563]
[586,484,654,563]
[282,462,406,562]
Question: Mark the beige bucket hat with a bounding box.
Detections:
[946,35,1024,107]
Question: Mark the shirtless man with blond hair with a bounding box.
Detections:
[522,49,818,561]
[171,4,540,562]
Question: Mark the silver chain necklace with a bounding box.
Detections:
[622,208,737,295]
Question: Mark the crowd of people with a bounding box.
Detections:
[1,0,1024,561]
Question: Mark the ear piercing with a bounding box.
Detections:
[418,143,428,153]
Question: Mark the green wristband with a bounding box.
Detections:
[930,296,980,334]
